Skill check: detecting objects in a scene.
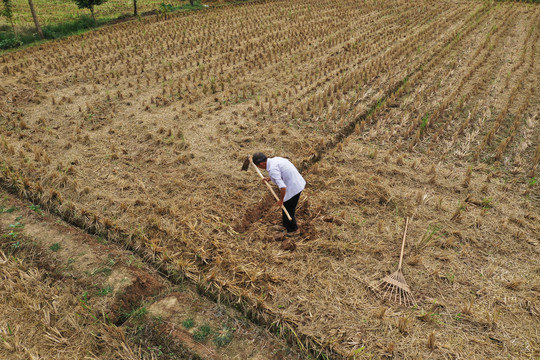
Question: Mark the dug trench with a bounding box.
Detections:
[0,190,304,359]
[232,190,319,247]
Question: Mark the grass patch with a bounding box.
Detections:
[420,114,429,132]
[29,204,43,215]
[0,15,102,50]
[182,317,194,329]
[42,15,107,38]
[88,267,112,276]
[127,306,148,320]
[49,242,61,252]
[97,236,108,245]
[0,36,23,50]
[159,1,205,13]
[0,206,18,214]
[1,0,207,51]
[482,197,494,209]
[192,324,211,342]
[97,286,113,296]
[213,325,234,347]
[8,221,24,229]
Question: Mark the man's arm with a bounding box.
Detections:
[266,167,287,205]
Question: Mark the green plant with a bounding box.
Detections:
[193,324,211,341]
[0,0,16,36]
[81,291,89,304]
[182,317,194,329]
[420,114,429,131]
[29,204,43,215]
[159,0,203,13]
[0,206,17,213]
[481,197,493,209]
[159,2,174,13]
[129,307,148,320]
[0,36,22,50]
[89,267,112,276]
[8,221,23,229]
[529,177,537,186]
[97,285,113,296]
[49,243,61,252]
[415,225,440,251]
[42,15,99,38]
[72,0,108,25]
[2,231,18,240]
[126,254,143,268]
[213,325,234,347]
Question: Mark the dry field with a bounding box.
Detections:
[1,0,539,358]
[0,190,302,359]
[0,249,152,359]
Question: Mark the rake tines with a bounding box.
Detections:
[373,217,417,307]
[376,270,416,306]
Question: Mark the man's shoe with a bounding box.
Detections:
[286,230,299,237]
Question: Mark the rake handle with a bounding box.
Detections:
[398,217,409,270]
[250,157,293,221]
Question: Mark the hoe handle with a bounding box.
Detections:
[250,157,293,221]
[398,217,409,270]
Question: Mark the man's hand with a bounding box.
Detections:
[262,177,271,183]
[276,200,283,207]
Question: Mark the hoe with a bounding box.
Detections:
[241,156,292,221]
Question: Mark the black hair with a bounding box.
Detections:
[252,152,267,165]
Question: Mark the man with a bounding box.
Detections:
[252,152,306,235]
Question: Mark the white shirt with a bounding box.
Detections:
[266,157,306,202]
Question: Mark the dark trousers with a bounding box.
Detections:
[283,192,301,232]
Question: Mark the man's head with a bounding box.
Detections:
[252,152,267,169]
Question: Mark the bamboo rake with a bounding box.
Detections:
[373,217,417,306]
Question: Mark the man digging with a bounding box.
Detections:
[252,152,306,236]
